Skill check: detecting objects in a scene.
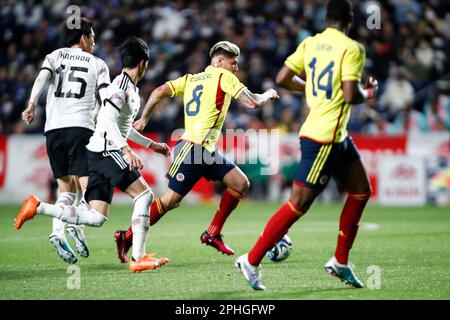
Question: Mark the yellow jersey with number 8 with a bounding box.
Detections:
[167,65,245,152]
[285,28,366,143]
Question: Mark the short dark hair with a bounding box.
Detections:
[63,18,94,47]
[326,0,353,25]
[119,37,149,68]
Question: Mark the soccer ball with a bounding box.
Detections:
[266,235,293,262]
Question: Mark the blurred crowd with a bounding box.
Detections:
[1,0,450,137]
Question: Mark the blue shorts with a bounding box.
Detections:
[294,136,361,190]
[166,140,236,196]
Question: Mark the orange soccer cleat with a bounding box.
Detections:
[15,195,40,229]
[129,253,170,273]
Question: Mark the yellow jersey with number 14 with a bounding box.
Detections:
[167,65,245,152]
[285,27,366,143]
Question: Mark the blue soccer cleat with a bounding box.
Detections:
[235,254,266,291]
[49,233,78,264]
[324,256,364,288]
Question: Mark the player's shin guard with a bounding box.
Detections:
[131,189,153,261]
[207,188,243,236]
[334,192,370,264]
[248,201,301,266]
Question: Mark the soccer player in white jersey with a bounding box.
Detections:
[16,37,171,273]
[20,19,110,264]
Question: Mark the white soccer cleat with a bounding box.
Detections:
[325,256,364,288]
[66,225,90,258]
[234,254,266,291]
[49,233,77,264]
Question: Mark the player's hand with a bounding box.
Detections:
[150,142,170,157]
[122,146,144,171]
[364,76,378,99]
[22,103,36,125]
[132,118,147,132]
[266,89,280,101]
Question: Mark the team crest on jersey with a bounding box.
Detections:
[319,175,329,185]
[176,173,185,182]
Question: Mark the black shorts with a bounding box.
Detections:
[84,150,141,204]
[45,127,93,179]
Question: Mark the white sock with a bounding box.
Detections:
[131,189,153,261]
[52,192,77,236]
[38,202,107,227]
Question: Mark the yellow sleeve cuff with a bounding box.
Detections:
[233,85,246,99]
[167,81,176,97]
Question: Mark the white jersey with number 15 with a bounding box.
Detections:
[41,47,110,133]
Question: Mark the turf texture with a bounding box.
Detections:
[1,202,449,300]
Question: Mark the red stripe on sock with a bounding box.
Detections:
[150,198,164,226]
[248,201,300,266]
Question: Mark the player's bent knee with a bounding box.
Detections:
[232,177,250,195]
[289,198,313,215]
[134,188,154,204]
[88,209,108,227]
[242,178,250,194]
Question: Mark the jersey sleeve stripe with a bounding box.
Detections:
[120,77,129,91]
[331,102,346,142]
[97,83,109,90]
[233,85,246,99]
[119,75,126,90]
[168,81,176,97]
[215,73,225,111]
[104,98,121,112]
[40,67,53,76]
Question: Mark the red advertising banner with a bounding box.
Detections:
[351,134,407,198]
[0,136,7,188]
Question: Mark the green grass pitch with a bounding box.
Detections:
[1,201,449,299]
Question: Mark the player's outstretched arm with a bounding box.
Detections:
[237,88,279,109]
[276,65,306,92]
[22,69,52,124]
[342,76,378,105]
[128,128,170,157]
[134,83,173,131]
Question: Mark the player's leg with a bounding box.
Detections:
[201,154,249,255]
[235,183,316,291]
[324,139,371,288]
[42,130,79,263]
[246,183,319,265]
[114,141,196,263]
[333,158,371,264]
[65,175,90,258]
[123,177,169,272]
[64,128,93,257]
[115,187,184,263]
[236,138,327,290]
[47,176,78,263]
[151,140,197,225]
[16,152,112,229]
